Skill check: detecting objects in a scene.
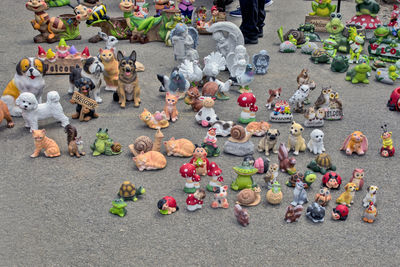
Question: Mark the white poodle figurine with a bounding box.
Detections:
[307,129,325,154]
[16,91,69,132]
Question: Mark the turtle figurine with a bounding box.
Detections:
[371,57,387,71]
[331,55,349,73]
[307,153,336,175]
[109,199,127,217]
[310,48,330,64]
[118,181,146,201]
[286,172,305,187]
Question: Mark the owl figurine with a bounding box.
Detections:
[314,87,331,110]
[328,90,342,110]
[349,168,365,191]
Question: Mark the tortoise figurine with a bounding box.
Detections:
[118,181,146,201]
[307,153,336,174]
[311,48,330,64]
[236,186,261,206]
[286,172,305,187]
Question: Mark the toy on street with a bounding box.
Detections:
[265,88,282,110]
[291,180,308,206]
[231,157,258,191]
[246,121,270,137]
[118,181,146,201]
[309,0,336,17]
[140,108,169,129]
[331,55,349,73]
[278,143,296,174]
[347,0,381,39]
[195,97,219,127]
[91,128,122,156]
[252,50,270,75]
[223,125,254,157]
[65,124,85,157]
[380,124,395,157]
[163,93,179,122]
[284,205,303,223]
[310,48,331,64]
[266,181,283,205]
[349,168,365,191]
[179,59,203,85]
[325,13,350,53]
[99,48,119,92]
[306,202,326,223]
[298,23,321,42]
[307,129,325,155]
[30,129,61,158]
[363,201,377,223]
[211,120,235,137]
[202,128,220,157]
[133,151,167,171]
[69,78,98,122]
[226,45,249,82]
[202,51,226,81]
[234,204,249,227]
[170,23,199,63]
[314,187,331,207]
[258,129,280,156]
[0,100,14,129]
[207,162,223,192]
[230,64,255,94]
[348,32,365,64]
[269,100,293,123]
[301,40,318,54]
[322,171,342,189]
[164,137,195,157]
[363,185,378,207]
[287,121,306,155]
[211,185,229,208]
[186,189,206,211]
[286,172,305,188]
[307,153,336,174]
[289,84,311,113]
[264,163,279,189]
[336,182,357,207]
[314,88,343,120]
[109,199,127,217]
[190,146,210,176]
[387,87,400,111]
[158,68,190,96]
[158,196,179,215]
[184,86,203,112]
[376,66,399,85]
[129,129,164,156]
[201,80,233,100]
[236,187,261,207]
[237,92,258,124]
[304,107,325,127]
[340,131,368,156]
[207,22,244,60]
[297,69,316,90]
[322,38,337,57]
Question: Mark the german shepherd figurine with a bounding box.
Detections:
[113,50,141,108]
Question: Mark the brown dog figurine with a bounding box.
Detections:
[258,128,280,156]
[0,100,14,128]
[265,88,281,109]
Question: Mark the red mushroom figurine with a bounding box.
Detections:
[347,15,381,32]
[180,163,201,194]
[237,92,258,124]
[207,162,224,191]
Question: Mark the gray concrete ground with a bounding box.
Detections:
[1,0,400,266]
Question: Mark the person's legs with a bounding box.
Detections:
[257,0,266,37]
[239,0,259,43]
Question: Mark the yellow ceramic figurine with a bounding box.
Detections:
[309,0,336,17]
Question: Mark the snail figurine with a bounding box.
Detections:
[266,181,283,205]
[236,186,261,206]
[223,125,255,157]
[129,129,164,156]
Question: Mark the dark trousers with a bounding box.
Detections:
[239,0,266,40]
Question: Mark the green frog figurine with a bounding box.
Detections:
[109,199,127,217]
[231,157,258,191]
[90,128,122,156]
[309,0,336,17]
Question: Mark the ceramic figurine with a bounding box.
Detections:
[278,143,297,174]
[230,64,255,94]
[201,80,233,100]
[189,146,210,176]
[269,100,293,123]
[234,204,249,227]
[380,124,395,157]
[186,189,206,211]
[363,202,377,223]
[314,187,331,207]
[223,125,254,157]
[179,59,203,85]
[348,33,364,64]
[307,153,336,174]
[340,131,368,156]
[69,77,99,122]
[345,63,371,84]
[322,38,337,57]
[237,92,258,124]
[207,162,223,192]
[310,49,331,64]
[140,108,169,129]
[69,56,104,103]
[301,40,318,55]
[376,66,398,85]
[207,22,244,60]
[291,180,308,206]
[252,50,270,75]
[297,69,316,91]
[266,181,283,205]
[264,163,279,189]
[164,137,195,157]
[158,68,190,97]
[178,0,195,21]
[325,13,349,53]
[286,172,305,188]
[287,121,306,156]
[132,0,149,18]
[331,55,349,73]
[284,205,303,223]
[372,58,387,71]
[109,199,127,217]
[65,124,85,158]
[203,52,225,80]
[236,187,261,207]
[0,100,14,129]
[56,39,70,59]
[211,185,229,208]
[307,129,325,155]
[254,157,270,174]
[91,128,122,156]
[325,90,343,121]
[306,202,326,223]
[304,107,325,127]
[1,57,46,117]
[322,171,342,189]
[211,120,235,137]
[16,91,69,132]
[26,0,81,43]
[298,23,321,42]
[195,97,219,127]
[98,31,119,50]
[258,129,280,156]
[265,88,282,109]
[170,23,199,63]
[349,168,365,191]
[304,171,317,188]
[363,185,378,207]
[154,0,172,16]
[193,6,208,33]
[129,129,164,156]
[246,121,270,137]
[118,181,146,201]
[162,93,179,122]
[336,183,357,207]
[133,151,167,171]
[314,87,331,111]
[309,0,336,17]
[226,45,249,80]
[387,87,400,111]
[279,40,297,53]
[99,48,119,92]
[157,196,179,215]
[289,84,311,113]
[30,129,61,158]
[201,128,220,157]
[231,157,258,191]
[184,86,203,112]
[47,49,57,62]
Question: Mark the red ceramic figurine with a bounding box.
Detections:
[322,171,342,189]
[189,146,210,176]
[186,189,206,211]
[180,163,201,194]
[157,196,179,215]
[380,124,395,157]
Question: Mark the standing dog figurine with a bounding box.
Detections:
[114,50,141,108]
[363,185,378,207]
[288,121,306,155]
[265,88,281,109]
[163,92,179,122]
[1,58,46,116]
[31,129,60,158]
[258,128,280,156]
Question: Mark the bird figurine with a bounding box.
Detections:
[178,59,203,84]
[230,64,255,93]
[157,68,190,98]
[362,202,377,223]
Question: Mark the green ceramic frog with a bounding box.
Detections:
[231,159,258,191]
[90,128,122,156]
[109,199,127,217]
[345,63,372,84]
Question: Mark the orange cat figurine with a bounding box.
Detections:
[99,48,119,92]
[133,151,167,171]
[164,137,195,157]
[246,121,270,137]
[163,92,179,122]
[31,129,60,158]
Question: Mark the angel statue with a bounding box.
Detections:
[170,23,199,63]
[207,21,244,59]
[226,45,249,79]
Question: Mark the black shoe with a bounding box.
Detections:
[258,32,263,38]
[244,38,258,44]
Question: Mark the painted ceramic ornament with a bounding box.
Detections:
[91,128,122,156]
[310,48,331,64]
[371,57,387,71]
[129,129,164,156]
[269,100,293,123]
[207,21,244,60]
[133,150,167,171]
[252,50,270,75]
[363,201,377,223]
[99,48,119,92]
[223,125,254,157]
[336,182,357,206]
[0,100,14,129]
[140,108,169,129]
[157,68,190,97]
[304,107,325,127]
[322,38,337,57]
[286,172,305,188]
[279,40,297,53]
[331,55,349,73]
[258,129,280,156]
[184,86,202,111]
[118,181,146,201]
[163,92,179,122]
[170,23,199,63]
[314,187,331,207]
[195,97,219,127]
[266,181,283,205]
[306,202,326,223]
[325,89,343,121]
[234,204,249,227]
[380,124,395,157]
[264,163,279,189]
[211,120,235,137]
[340,131,368,156]
[190,146,210,176]
[309,0,336,17]
[349,168,365,191]
[65,124,85,158]
[30,129,61,158]
[287,121,306,155]
[164,137,195,157]
[186,189,206,212]
[203,51,226,81]
[158,196,179,215]
[69,78,99,122]
[98,31,119,50]
[307,153,336,174]
[231,157,258,191]
[301,39,318,55]
[322,171,342,189]
[109,199,127,217]
[202,127,220,157]
[387,87,400,111]
[307,129,325,155]
[253,157,270,174]
[237,92,258,124]
[226,45,249,81]
[345,63,371,84]
[192,6,209,34]
[201,80,233,101]
[180,163,201,193]
[376,66,398,85]
[363,185,378,207]
[178,0,195,20]
[179,59,203,85]
[207,162,223,192]
[289,84,311,113]
[236,186,261,207]
[230,64,255,94]
[284,205,303,223]
[246,121,270,137]
[298,23,321,42]
[304,171,317,188]
[348,33,365,64]
[265,88,282,110]
[325,12,350,53]
[291,180,308,206]
[278,143,297,174]
[211,185,229,209]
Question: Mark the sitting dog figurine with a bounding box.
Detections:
[16,91,69,132]
[307,129,325,155]
[363,185,378,207]
[31,129,60,158]
[70,77,98,122]
[288,121,306,155]
[258,128,280,156]
[336,182,357,207]
[0,100,14,128]
[114,50,141,108]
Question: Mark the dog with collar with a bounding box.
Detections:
[69,56,104,103]
[363,185,378,207]
[1,58,46,117]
